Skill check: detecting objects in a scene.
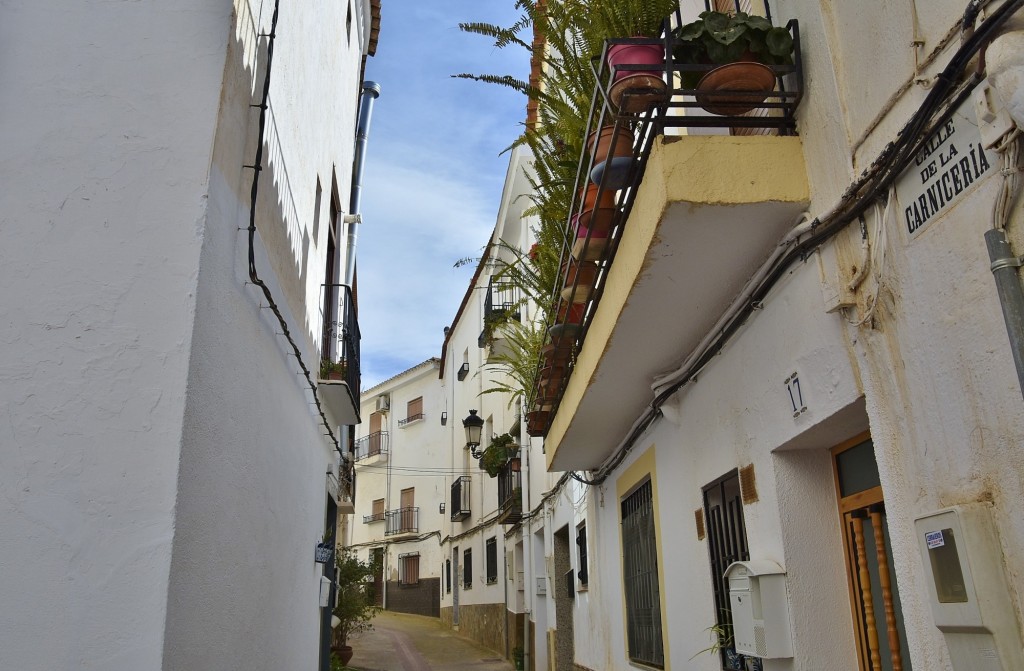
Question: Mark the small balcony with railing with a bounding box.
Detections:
[353,430,389,467]
[450,476,471,522]
[535,1,810,471]
[318,283,361,426]
[363,510,385,524]
[385,507,419,536]
[479,275,522,357]
[496,462,522,525]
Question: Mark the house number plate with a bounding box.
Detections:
[784,372,807,417]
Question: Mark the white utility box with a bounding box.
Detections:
[724,560,793,659]
[915,503,1023,671]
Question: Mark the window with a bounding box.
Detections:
[621,479,664,668]
[576,523,589,586]
[345,0,352,44]
[399,552,420,586]
[364,498,384,524]
[463,548,473,589]
[446,558,451,594]
[703,470,750,669]
[399,396,424,426]
[486,537,498,584]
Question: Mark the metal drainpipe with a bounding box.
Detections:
[523,435,532,671]
[986,228,1024,398]
[344,81,381,287]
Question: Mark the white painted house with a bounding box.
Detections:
[0,1,380,670]
[346,358,448,617]
[533,2,1024,671]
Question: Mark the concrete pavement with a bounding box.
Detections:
[346,611,514,671]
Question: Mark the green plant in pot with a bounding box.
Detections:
[672,11,794,115]
[592,0,679,112]
[320,358,348,381]
[480,433,516,477]
[331,549,381,665]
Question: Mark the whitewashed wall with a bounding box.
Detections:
[163,1,366,670]
[350,362,446,593]
[0,0,368,669]
[0,1,232,669]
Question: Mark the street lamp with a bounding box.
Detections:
[463,409,484,457]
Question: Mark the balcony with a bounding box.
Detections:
[479,275,522,351]
[354,430,389,466]
[330,471,355,514]
[536,9,808,470]
[450,476,471,522]
[496,462,522,525]
[318,283,361,426]
[363,511,385,524]
[385,507,419,536]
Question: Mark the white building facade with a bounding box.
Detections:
[347,359,448,617]
[536,2,1024,671]
[0,1,380,670]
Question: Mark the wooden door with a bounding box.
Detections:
[400,487,415,532]
[369,412,382,455]
[832,435,912,671]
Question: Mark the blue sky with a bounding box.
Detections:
[357,2,530,387]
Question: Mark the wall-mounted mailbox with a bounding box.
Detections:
[915,503,1023,670]
[724,560,792,659]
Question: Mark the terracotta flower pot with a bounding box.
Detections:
[537,364,566,400]
[560,259,598,303]
[548,301,585,345]
[332,645,354,666]
[526,410,549,437]
[572,223,610,261]
[580,183,616,212]
[587,125,633,163]
[606,42,668,113]
[542,341,572,369]
[696,61,777,115]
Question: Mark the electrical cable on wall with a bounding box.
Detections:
[245,0,339,452]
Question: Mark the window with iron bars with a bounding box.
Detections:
[398,552,420,586]
[463,548,472,589]
[621,479,664,668]
[577,523,589,586]
[486,537,498,584]
[703,470,750,670]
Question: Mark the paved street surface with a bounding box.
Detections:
[347,611,514,671]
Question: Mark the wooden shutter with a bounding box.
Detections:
[406,396,423,421]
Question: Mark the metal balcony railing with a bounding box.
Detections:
[363,511,385,524]
[531,1,802,436]
[385,507,419,536]
[480,276,522,348]
[450,476,471,522]
[497,463,522,525]
[354,431,389,461]
[319,283,361,397]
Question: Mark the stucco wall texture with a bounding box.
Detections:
[0,1,367,669]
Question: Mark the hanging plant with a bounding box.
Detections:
[480,433,517,477]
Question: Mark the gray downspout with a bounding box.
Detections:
[986,228,1024,398]
[345,81,381,286]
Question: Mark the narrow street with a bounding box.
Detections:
[347,611,514,671]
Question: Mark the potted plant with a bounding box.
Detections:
[592,0,679,112]
[331,549,381,666]
[480,433,516,477]
[320,358,348,381]
[672,11,794,115]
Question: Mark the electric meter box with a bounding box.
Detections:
[915,503,1023,671]
[723,560,793,659]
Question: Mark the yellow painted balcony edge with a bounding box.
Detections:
[546,135,809,471]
